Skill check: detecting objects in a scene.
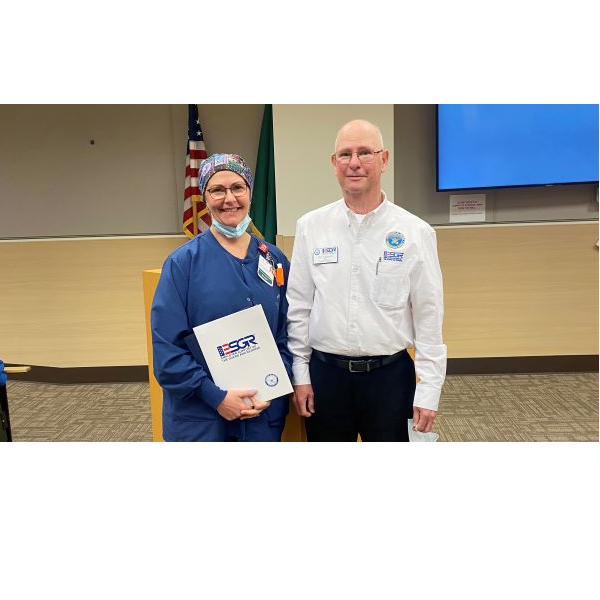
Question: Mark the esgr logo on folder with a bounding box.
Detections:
[194,305,293,402]
[217,334,259,361]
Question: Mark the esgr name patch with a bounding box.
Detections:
[383,251,404,262]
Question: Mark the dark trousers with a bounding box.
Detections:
[0,385,12,442]
[305,351,415,442]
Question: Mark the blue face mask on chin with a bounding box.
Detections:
[212,213,252,238]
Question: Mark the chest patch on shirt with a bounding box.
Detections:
[385,231,405,249]
[313,246,338,264]
[383,250,404,262]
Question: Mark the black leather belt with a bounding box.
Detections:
[312,349,407,373]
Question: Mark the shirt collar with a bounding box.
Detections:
[341,191,389,224]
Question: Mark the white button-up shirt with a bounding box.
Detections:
[286,194,447,411]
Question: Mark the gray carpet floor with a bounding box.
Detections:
[4,372,598,442]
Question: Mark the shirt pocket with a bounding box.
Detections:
[371,261,410,309]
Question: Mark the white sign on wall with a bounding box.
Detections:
[449,194,486,223]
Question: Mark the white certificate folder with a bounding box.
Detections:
[193,304,293,402]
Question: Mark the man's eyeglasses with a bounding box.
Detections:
[333,149,384,164]
[206,182,248,201]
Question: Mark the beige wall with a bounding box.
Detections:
[3,104,596,239]
[435,222,598,357]
[280,221,598,359]
[273,105,394,236]
[0,104,264,238]
[0,236,186,367]
[2,222,596,368]
[0,105,180,237]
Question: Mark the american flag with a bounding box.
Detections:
[182,104,210,238]
[218,344,233,357]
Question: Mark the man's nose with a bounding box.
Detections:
[348,152,362,168]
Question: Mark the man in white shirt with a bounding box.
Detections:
[286,119,447,441]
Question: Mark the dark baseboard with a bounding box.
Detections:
[4,355,598,383]
[447,355,598,375]
[4,365,149,383]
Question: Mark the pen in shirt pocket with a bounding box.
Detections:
[376,257,381,275]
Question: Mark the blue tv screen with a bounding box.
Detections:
[436,104,599,191]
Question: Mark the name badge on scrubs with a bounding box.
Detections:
[257,255,274,286]
[313,246,338,264]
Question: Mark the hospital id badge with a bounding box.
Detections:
[313,246,338,264]
[257,255,274,286]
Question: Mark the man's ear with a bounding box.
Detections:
[380,149,390,172]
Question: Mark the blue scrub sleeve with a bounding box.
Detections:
[151,256,227,411]
[274,254,293,380]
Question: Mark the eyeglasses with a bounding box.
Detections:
[333,149,384,164]
[206,182,248,201]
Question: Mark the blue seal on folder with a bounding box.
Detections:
[265,373,279,387]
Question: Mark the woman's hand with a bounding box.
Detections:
[240,398,271,420]
[217,388,260,421]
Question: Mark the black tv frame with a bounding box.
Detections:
[435,104,599,193]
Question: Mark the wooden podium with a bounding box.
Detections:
[142,269,306,442]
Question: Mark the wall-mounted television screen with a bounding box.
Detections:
[436,104,599,192]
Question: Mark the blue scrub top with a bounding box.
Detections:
[151,230,292,442]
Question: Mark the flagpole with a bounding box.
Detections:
[192,197,198,236]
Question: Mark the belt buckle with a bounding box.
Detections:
[348,360,370,373]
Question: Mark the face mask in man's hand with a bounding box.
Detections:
[408,419,439,442]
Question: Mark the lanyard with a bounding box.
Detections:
[258,241,284,287]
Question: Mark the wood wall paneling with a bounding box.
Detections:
[0,237,186,367]
[1,222,597,369]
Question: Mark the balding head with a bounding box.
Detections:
[334,119,384,153]
[331,119,389,204]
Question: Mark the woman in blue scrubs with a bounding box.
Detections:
[151,154,292,442]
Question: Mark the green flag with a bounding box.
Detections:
[250,104,277,244]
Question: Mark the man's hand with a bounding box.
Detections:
[292,384,314,417]
[217,388,258,421]
[413,406,437,433]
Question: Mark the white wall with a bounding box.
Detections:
[273,105,395,236]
